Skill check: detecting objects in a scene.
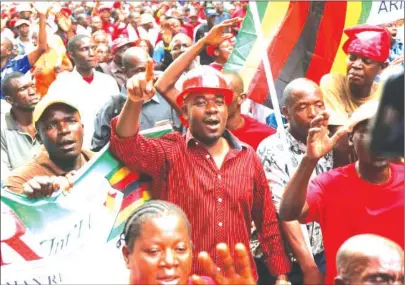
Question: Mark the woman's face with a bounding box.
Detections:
[123,214,193,285]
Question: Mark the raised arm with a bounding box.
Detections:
[116,60,155,138]
[27,3,48,66]
[155,18,242,115]
[279,112,348,221]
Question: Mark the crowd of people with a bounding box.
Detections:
[0,1,404,285]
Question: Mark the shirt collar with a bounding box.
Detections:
[5,111,18,131]
[285,129,307,152]
[185,128,247,150]
[109,61,123,73]
[73,67,97,80]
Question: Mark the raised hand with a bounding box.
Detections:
[191,243,256,285]
[306,111,348,160]
[126,59,155,103]
[33,2,50,15]
[203,18,243,47]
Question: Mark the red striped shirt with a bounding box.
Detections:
[109,118,291,278]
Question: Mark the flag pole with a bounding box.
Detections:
[249,1,313,254]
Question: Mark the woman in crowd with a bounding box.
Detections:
[119,200,257,285]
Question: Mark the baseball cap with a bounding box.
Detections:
[16,3,32,13]
[205,8,218,18]
[15,19,31,28]
[33,94,81,124]
[111,38,135,54]
[140,13,154,25]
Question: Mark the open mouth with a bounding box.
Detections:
[157,276,180,285]
[58,140,76,151]
[204,118,220,131]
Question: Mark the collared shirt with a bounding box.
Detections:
[4,148,93,194]
[16,37,35,56]
[389,38,404,63]
[1,55,32,99]
[91,88,180,151]
[255,130,333,259]
[1,111,41,182]
[108,61,126,91]
[109,117,291,278]
[215,12,231,25]
[46,68,120,148]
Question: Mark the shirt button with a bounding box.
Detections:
[218,197,222,203]
[218,174,222,180]
[206,154,210,159]
[218,222,223,227]
[195,142,199,145]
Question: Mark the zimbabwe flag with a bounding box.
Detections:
[224,1,376,106]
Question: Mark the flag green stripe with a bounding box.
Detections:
[357,1,372,24]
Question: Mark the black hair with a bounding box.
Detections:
[67,34,89,54]
[119,200,191,252]
[1,72,25,98]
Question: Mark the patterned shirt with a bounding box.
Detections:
[255,130,333,259]
[1,55,32,99]
[109,117,291,278]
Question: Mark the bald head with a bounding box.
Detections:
[122,47,151,78]
[223,72,244,95]
[282,78,321,108]
[335,234,404,285]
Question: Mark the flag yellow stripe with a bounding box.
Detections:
[108,166,131,185]
[330,1,363,74]
[115,199,146,226]
[239,2,290,92]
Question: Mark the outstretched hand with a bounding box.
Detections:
[126,59,155,103]
[23,174,75,199]
[203,18,243,47]
[191,243,256,285]
[306,111,348,160]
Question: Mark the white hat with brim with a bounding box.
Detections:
[15,19,31,28]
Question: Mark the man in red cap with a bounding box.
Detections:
[108,18,290,284]
[98,38,134,91]
[207,37,235,71]
[320,24,390,122]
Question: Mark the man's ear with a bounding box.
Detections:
[122,245,131,269]
[281,105,289,120]
[237,92,247,105]
[348,131,354,146]
[4,96,13,105]
[182,105,189,121]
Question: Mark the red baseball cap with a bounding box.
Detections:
[111,37,135,54]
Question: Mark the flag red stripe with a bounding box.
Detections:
[248,2,310,103]
[112,171,140,190]
[120,185,146,209]
[304,2,347,83]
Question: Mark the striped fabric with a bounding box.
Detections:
[224,1,374,105]
[109,117,291,278]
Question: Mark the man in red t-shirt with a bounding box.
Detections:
[279,100,404,284]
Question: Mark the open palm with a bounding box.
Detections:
[192,243,256,285]
[204,18,242,47]
[306,112,348,160]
